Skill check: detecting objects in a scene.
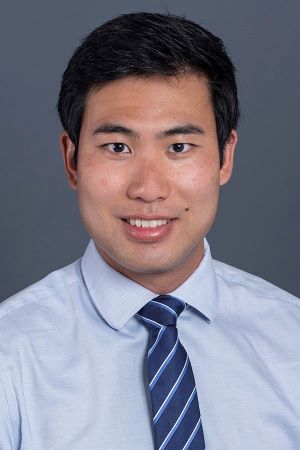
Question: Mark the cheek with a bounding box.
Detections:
[176,163,220,202]
[77,163,125,205]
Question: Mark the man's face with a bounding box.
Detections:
[61,74,237,291]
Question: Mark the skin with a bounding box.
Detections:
[61,74,237,294]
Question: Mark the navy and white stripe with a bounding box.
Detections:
[137,295,205,450]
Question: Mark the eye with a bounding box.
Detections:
[105,143,130,153]
[169,143,193,153]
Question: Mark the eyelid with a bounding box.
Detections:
[168,143,195,153]
[103,142,131,153]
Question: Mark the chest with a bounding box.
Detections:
[10,321,300,450]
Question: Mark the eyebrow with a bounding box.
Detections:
[157,124,205,138]
[93,123,138,138]
[92,122,205,139]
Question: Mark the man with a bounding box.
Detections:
[0,12,299,450]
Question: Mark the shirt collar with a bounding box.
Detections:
[81,238,219,330]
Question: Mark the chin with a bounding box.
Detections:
[106,250,178,276]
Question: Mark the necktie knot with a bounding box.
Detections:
[137,294,186,328]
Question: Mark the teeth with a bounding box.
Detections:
[128,219,169,227]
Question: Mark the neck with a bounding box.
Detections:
[120,263,202,294]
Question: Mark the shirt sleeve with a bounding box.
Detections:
[0,376,15,450]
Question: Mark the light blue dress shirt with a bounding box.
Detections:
[0,238,300,450]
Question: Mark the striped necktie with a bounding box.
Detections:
[137,295,205,449]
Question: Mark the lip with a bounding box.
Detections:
[121,215,175,221]
[121,218,176,242]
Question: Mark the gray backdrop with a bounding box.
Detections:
[1,0,299,301]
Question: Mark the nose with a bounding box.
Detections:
[126,156,171,202]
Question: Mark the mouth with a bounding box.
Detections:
[121,217,176,241]
[121,218,174,228]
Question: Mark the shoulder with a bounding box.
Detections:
[211,259,300,374]
[0,258,84,327]
[212,258,300,309]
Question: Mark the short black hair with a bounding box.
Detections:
[57,12,239,167]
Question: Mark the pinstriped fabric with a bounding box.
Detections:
[137,295,205,450]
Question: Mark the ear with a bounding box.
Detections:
[219,129,238,186]
[60,131,78,190]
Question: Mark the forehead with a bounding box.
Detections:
[82,74,215,133]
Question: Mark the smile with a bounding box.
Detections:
[124,219,171,228]
[121,218,176,242]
